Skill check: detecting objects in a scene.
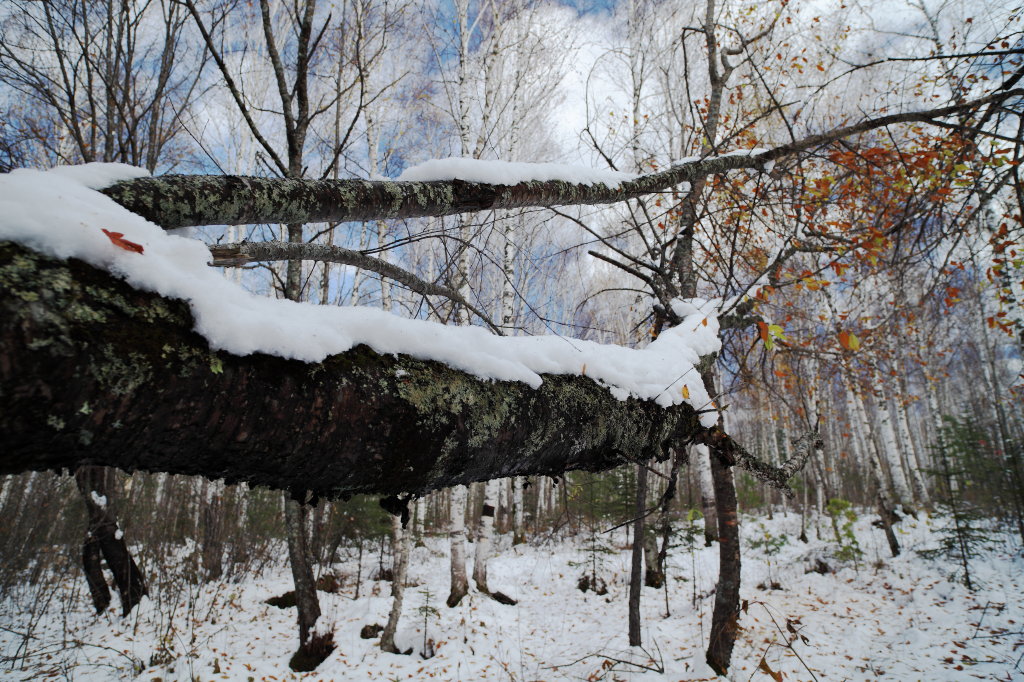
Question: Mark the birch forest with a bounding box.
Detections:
[0,0,1022,679]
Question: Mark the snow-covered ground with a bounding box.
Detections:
[1,513,1021,681]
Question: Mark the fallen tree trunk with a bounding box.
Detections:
[0,242,700,499]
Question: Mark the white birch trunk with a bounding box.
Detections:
[847,383,899,510]
[869,374,916,513]
[926,382,957,493]
[534,478,546,528]
[318,228,333,306]
[693,443,717,545]
[447,484,469,607]
[512,477,525,544]
[414,495,426,538]
[380,515,411,652]
[236,482,249,536]
[472,478,498,593]
[348,221,369,306]
[891,390,931,510]
[976,313,1010,455]
[0,477,10,513]
[848,386,897,510]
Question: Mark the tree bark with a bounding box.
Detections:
[693,444,718,546]
[380,515,411,654]
[201,480,224,581]
[867,377,917,516]
[98,155,765,230]
[472,478,498,594]
[876,492,901,558]
[80,528,112,615]
[447,485,469,607]
[627,463,647,647]
[74,465,147,616]
[643,531,661,589]
[705,449,740,675]
[0,243,708,499]
[650,449,684,589]
[512,477,525,545]
[284,497,334,670]
[94,87,1023,230]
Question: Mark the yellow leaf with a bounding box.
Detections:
[838,330,861,351]
[682,385,690,399]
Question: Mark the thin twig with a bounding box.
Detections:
[209,240,502,334]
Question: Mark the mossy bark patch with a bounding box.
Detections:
[97,158,764,230]
[0,242,701,499]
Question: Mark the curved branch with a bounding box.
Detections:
[586,249,658,291]
[208,240,502,334]
[701,426,822,497]
[181,0,288,177]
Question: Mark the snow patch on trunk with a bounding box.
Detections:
[397,157,637,188]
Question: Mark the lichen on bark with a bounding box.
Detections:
[1,241,702,499]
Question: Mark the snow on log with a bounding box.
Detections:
[97,161,741,230]
[0,166,722,419]
[0,162,832,497]
[0,242,701,499]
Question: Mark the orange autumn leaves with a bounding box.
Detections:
[838,330,861,351]
[755,321,860,352]
[102,228,144,254]
[756,321,786,350]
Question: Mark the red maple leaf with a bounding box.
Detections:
[101,229,144,254]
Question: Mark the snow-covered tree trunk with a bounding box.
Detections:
[3,243,723,497]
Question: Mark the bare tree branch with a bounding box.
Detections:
[101,88,1024,230]
[208,240,503,333]
[180,0,289,176]
[701,427,823,497]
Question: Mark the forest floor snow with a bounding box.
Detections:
[1,512,1022,681]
